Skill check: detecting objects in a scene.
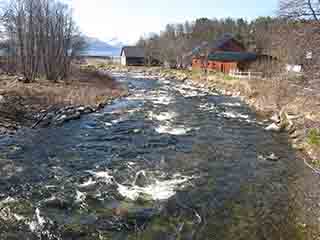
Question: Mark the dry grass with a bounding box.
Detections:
[0,65,125,108]
[202,72,320,162]
[0,65,126,128]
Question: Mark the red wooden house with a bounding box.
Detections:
[192,34,257,74]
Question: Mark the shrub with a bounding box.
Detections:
[307,128,320,146]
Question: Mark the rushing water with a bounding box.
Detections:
[0,73,320,239]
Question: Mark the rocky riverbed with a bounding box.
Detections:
[0,71,128,136]
[104,66,320,169]
[1,69,320,239]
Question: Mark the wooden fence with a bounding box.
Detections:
[229,70,320,96]
[229,70,263,80]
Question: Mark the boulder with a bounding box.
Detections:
[77,106,94,114]
[42,196,71,210]
[266,153,279,162]
[134,171,149,188]
[265,123,281,132]
[270,113,280,123]
[65,111,81,121]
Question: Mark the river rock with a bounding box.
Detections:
[265,123,281,132]
[77,106,94,114]
[42,196,71,209]
[270,113,281,123]
[266,153,279,162]
[134,171,149,188]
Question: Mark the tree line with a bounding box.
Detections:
[0,0,86,82]
[137,0,320,82]
[137,17,277,67]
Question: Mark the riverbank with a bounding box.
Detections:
[0,66,128,135]
[103,65,320,169]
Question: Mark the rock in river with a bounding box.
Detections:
[265,123,281,132]
[134,171,149,188]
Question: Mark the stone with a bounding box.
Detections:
[42,196,71,210]
[65,111,81,121]
[134,171,149,188]
[83,106,94,114]
[17,76,26,82]
[0,95,4,103]
[265,123,281,132]
[270,113,281,123]
[266,153,279,162]
[290,129,305,139]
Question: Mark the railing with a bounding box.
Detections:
[229,70,263,80]
[231,71,320,96]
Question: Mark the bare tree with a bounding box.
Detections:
[1,0,85,82]
[279,0,320,22]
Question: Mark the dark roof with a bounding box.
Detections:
[208,52,258,62]
[213,33,234,49]
[190,34,245,57]
[121,46,145,58]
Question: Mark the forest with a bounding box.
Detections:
[137,0,320,87]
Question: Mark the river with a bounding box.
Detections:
[0,72,319,239]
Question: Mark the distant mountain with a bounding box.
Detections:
[83,36,123,57]
[106,37,124,48]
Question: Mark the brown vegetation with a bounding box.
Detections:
[0,65,126,131]
[1,0,86,82]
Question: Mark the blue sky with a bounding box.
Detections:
[70,0,279,44]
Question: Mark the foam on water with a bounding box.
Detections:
[199,103,217,112]
[219,111,256,123]
[155,125,191,135]
[148,111,177,121]
[221,111,250,119]
[29,208,46,232]
[85,170,114,184]
[117,174,193,201]
[78,178,97,188]
[221,102,242,107]
[75,191,86,204]
[152,95,173,105]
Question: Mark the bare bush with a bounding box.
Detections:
[279,0,320,22]
[1,0,85,82]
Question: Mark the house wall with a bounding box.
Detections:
[192,58,238,74]
[126,57,145,66]
[210,61,238,73]
[121,51,126,66]
[192,58,206,69]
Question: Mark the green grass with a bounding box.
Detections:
[307,128,320,146]
[222,74,236,81]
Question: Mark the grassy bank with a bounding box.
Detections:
[106,64,319,168]
[163,68,320,166]
[0,65,127,134]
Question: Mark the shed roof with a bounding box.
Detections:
[208,52,257,62]
[121,46,145,58]
[212,33,243,49]
[190,34,245,57]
